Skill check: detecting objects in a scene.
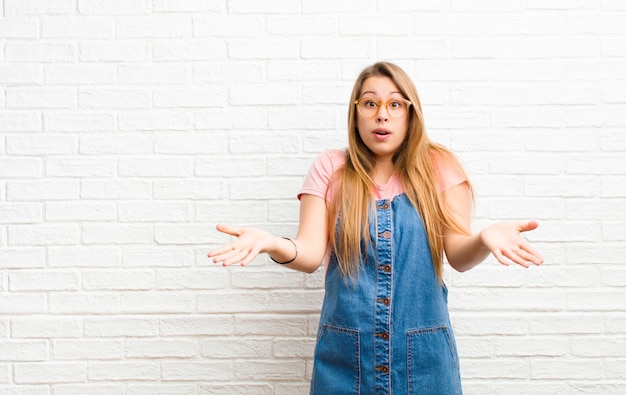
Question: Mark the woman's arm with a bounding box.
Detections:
[207,194,328,274]
[442,182,544,272]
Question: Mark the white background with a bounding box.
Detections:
[1,0,625,394]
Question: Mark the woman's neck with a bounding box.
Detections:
[373,159,395,185]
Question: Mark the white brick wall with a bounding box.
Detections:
[1,1,625,393]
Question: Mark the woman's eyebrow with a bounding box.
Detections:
[360,90,403,97]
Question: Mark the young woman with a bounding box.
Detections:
[208,62,543,394]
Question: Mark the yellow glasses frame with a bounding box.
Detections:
[354,97,413,118]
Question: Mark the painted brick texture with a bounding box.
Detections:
[1,1,625,394]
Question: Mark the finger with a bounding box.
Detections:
[215,223,243,237]
[221,248,252,267]
[208,244,236,258]
[502,249,529,268]
[492,250,511,267]
[518,220,539,233]
[519,243,544,265]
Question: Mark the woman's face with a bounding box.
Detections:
[355,75,410,163]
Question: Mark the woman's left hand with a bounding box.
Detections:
[480,220,544,268]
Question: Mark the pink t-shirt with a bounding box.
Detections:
[298,149,467,201]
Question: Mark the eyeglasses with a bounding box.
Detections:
[354,97,412,119]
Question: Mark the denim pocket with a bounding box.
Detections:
[310,324,360,395]
[407,326,461,395]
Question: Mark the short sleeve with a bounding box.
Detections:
[435,155,468,194]
[298,150,346,201]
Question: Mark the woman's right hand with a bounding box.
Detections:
[207,223,277,267]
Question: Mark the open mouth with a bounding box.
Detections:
[374,128,391,136]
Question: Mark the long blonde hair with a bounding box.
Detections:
[327,62,473,282]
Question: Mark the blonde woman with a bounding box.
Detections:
[208,62,543,394]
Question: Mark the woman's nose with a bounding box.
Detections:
[376,104,389,122]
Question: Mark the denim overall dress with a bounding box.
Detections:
[310,193,463,395]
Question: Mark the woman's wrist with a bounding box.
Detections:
[269,237,298,265]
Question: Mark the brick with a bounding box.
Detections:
[154,224,224,244]
[124,339,196,358]
[0,248,45,269]
[154,179,225,200]
[0,65,43,85]
[339,15,412,35]
[266,16,336,36]
[79,41,150,62]
[123,247,194,267]
[0,110,43,132]
[11,317,82,338]
[154,0,223,13]
[154,87,226,108]
[9,270,80,291]
[42,16,112,38]
[526,37,599,58]
[79,134,153,155]
[193,108,266,130]
[159,315,233,336]
[52,384,124,395]
[84,317,158,337]
[45,64,116,84]
[80,179,152,200]
[228,131,299,154]
[195,157,266,177]
[0,158,43,179]
[116,16,190,38]
[229,0,299,14]
[413,13,489,35]
[193,16,264,37]
[490,13,565,35]
[52,339,123,360]
[200,337,272,358]
[155,268,229,290]
[82,224,153,244]
[14,363,86,384]
[152,39,227,61]
[118,157,193,177]
[4,42,76,62]
[195,201,266,223]
[49,293,120,314]
[44,112,116,132]
[118,110,192,131]
[119,64,192,84]
[7,135,76,156]
[46,157,116,178]
[4,0,75,16]
[9,225,79,246]
[45,202,116,222]
[162,361,234,381]
[0,17,40,38]
[531,359,604,380]
[82,270,154,290]
[302,0,375,13]
[194,62,264,83]
[118,201,190,222]
[0,203,43,224]
[78,0,152,15]
[78,88,152,109]
[268,107,337,130]
[7,180,79,201]
[88,362,160,381]
[234,360,306,380]
[0,340,48,361]
[302,37,374,59]
[120,291,194,313]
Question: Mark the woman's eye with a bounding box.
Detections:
[364,101,378,108]
[389,101,402,109]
